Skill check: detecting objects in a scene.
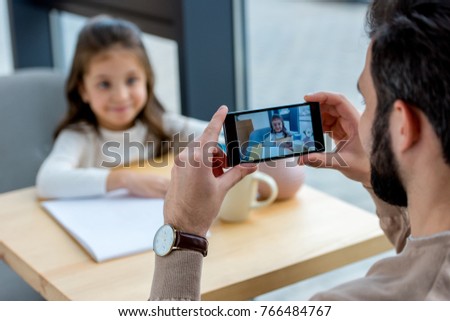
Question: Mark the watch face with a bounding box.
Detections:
[153,224,176,256]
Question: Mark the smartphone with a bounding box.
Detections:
[223,102,325,166]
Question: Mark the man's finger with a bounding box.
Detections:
[305,92,360,121]
[304,92,329,104]
[200,105,228,145]
[218,164,257,192]
[298,153,328,169]
[298,152,349,170]
[211,147,227,177]
[305,92,350,107]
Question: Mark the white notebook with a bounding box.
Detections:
[41,190,164,262]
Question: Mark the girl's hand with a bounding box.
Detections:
[299,92,371,187]
[107,170,169,198]
[124,172,170,198]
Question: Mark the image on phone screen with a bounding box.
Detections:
[223,102,325,166]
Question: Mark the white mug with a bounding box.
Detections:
[218,171,278,222]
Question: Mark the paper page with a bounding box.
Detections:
[41,190,164,262]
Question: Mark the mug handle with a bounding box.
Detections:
[250,171,278,209]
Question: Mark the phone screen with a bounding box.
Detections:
[223,102,325,166]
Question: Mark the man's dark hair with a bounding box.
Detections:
[368,0,450,165]
[366,0,444,35]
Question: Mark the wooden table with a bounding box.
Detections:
[0,160,392,300]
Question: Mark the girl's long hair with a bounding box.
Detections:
[55,15,169,156]
[269,114,290,138]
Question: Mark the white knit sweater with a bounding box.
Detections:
[36,113,207,198]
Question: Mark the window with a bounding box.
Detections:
[0,0,13,75]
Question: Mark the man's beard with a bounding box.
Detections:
[370,121,408,207]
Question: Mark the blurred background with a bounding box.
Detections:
[0,0,392,300]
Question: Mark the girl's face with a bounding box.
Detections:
[80,47,148,131]
[272,118,284,133]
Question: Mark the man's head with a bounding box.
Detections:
[359,1,450,206]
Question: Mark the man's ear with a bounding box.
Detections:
[391,99,421,152]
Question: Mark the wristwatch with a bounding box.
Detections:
[153,224,208,257]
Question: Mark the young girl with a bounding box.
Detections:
[264,114,292,141]
[36,15,207,199]
[262,114,293,156]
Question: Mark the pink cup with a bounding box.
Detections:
[258,157,305,201]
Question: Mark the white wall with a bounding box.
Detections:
[237,110,270,130]
[143,33,181,114]
[0,0,13,75]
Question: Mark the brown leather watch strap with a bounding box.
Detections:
[173,230,208,257]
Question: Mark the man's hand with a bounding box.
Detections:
[299,92,371,187]
[164,106,257,236]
